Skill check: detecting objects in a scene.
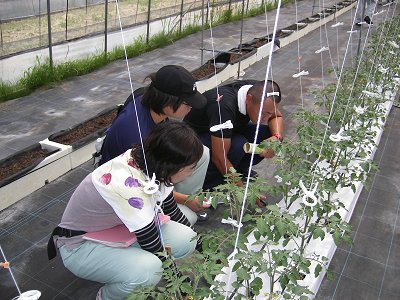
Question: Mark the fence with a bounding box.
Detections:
[0,0,264,60]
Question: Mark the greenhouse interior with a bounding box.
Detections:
[0,0,399,299]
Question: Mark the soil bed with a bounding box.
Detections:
[50,108,117,148]
[191,63,226,80]
[0,144,52,186]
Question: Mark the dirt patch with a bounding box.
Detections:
[50,108,117,148]
[0,108,117,186]
[191,63,226,80]
[0,145,50,185]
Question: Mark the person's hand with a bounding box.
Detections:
[260,147,275,158]
[259,135,281,158]
[185,196,211,212]
[256,194,267,208]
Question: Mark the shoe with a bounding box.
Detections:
[250,170,259,178]
[197,211,209,221]
[364,16,373,25]
[96,287,103,300]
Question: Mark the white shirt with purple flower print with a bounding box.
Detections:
[92,149,173,232]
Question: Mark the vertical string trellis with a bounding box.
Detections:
[223,0,283,298]
[114,0,169,254]
[331,7,399,298]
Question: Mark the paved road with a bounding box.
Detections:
[0,0,104,20]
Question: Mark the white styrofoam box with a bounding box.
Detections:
[230,51,259,75]
[37,139,73,170]
[68,139,99,169]
[256,41,274,60]
[196,63,236,93]
[205,90,395,298]
[0,141,72,211]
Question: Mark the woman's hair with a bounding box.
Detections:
[131,120,203,186]
[141,74,185,114]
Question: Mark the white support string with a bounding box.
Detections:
[310,0,364,186]
[294,0,306,108]
[314,0,396,197]
[365,2,398,89]
[224,0,283,298]
[317,0,326,93]
[206,0,229,175]
[1,245,22,296]
[322,0,340,80]
[115,0,148,177]
[114,0,167,253]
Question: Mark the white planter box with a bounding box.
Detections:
[69,139,99,169]
[256,41,275,60]
[0,140,71,211]
[207,89,395,298]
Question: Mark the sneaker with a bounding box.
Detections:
[96,287,103,300]
[364,16,373,25]
[197,211,209,221]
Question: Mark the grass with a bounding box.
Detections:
[0,1,290,103]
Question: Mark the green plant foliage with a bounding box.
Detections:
[126,15,400,299]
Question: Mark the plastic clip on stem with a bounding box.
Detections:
[210,120,233,132]
[299,179,319,207]
[139,173,160,195]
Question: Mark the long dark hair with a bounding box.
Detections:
[131,121,203,186]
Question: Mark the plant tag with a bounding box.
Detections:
[293,70,309,78]
[373,10,385,16]
[388,41,399,48]
[210,120,233,132]
[331,22,344,28]
[221,217,243,228]
[315,46,329,54]
[362,90,381,98]
[330,128,351,142]
[354,105,365,114]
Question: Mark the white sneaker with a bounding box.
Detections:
[96,287,103,300]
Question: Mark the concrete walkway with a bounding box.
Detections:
[0,0,339,161]
[0,0,399,299]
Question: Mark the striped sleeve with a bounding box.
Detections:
[134,221,165,261]
[161,192,191,227]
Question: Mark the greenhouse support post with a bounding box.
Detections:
[201,0,205,65]
[180,0,184,32]
[146,0,151,44]
[237,0,246,79]
[357,0,366,57]
[105,0,109,54]
[47,0,53,69]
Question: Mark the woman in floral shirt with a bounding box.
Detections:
[49,121,203,300]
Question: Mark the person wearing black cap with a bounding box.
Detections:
[184,80,284,199]
[99,65,210,225]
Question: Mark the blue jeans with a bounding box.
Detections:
[60,221,197,300]
[199,124,271,190]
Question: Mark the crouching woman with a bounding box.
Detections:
[47,121,203,300]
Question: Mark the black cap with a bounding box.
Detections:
[153,65,207,109]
